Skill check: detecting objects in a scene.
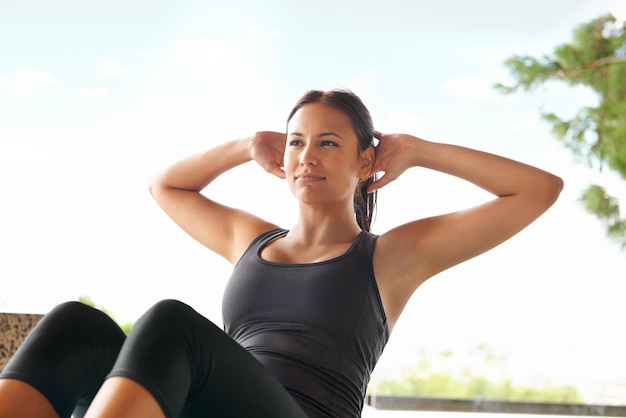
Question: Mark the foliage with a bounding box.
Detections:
[370,345,583,403]
[496,14,626,249]
[78,295,133,334]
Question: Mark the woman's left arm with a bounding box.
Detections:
[372,133,563,320]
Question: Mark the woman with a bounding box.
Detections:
[0,89,563,418]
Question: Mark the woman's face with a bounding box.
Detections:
[285,102,372,206]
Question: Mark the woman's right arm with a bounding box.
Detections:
[149,132,285,264]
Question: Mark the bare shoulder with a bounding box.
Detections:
[227,208,280,264]
[374,219,432,282]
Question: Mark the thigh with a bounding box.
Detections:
[109,300,308,418]
[181,320,308,418]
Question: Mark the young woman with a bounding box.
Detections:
[0,89,563,418]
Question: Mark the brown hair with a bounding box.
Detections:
[287,89,377,232]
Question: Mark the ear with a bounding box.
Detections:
[358,146,375,179]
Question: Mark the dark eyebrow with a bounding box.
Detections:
[319,132,344,140]
[288,132,343,140]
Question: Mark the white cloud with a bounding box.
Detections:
[166,37,257,75]
[79,88,109,98]
[135,50,149,58]
[347,69,381,96]
[442,73,511,101]
[163,36,272,107]
[0,68,56,98]
[378,109,436,135]
[97,58,130,76]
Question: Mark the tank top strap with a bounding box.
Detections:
[353,230,378,262]
[253,228,288,249]
[235,228,288,267]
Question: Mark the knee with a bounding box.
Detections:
[134,299,198,333]
[50,300,95,317]
[148,299,195,319]
[13,301,125,364]
[124,300,205,359]
[151,298,191,312]
[41,301,115,335]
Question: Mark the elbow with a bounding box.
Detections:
[148,172,167,199]
[541,173,564,207]
[148,175,158,197]
[550,173,564,198]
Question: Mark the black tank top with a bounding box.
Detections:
[222,229,389,417]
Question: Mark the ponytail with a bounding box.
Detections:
[354,175,377,232]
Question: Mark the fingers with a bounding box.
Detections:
[367,171,396,193]
[265,164,286,179]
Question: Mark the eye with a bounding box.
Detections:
[288,139,303,146]
[321,140,338,147]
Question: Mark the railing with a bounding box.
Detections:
[366,395,626,416]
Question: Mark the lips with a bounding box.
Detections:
[295,173,325,182]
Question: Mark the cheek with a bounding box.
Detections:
[283,152,297,173]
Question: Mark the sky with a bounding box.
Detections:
[1,0,625,403]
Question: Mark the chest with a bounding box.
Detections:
[259,239,356,264]
[222,249,375,338]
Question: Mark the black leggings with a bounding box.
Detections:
[0,300,309,418]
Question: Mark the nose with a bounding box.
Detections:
[299,142,318,166]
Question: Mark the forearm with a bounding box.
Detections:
[151,137,252,192]
[408,137,563,198]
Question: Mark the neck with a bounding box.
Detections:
[289,204,362,245]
